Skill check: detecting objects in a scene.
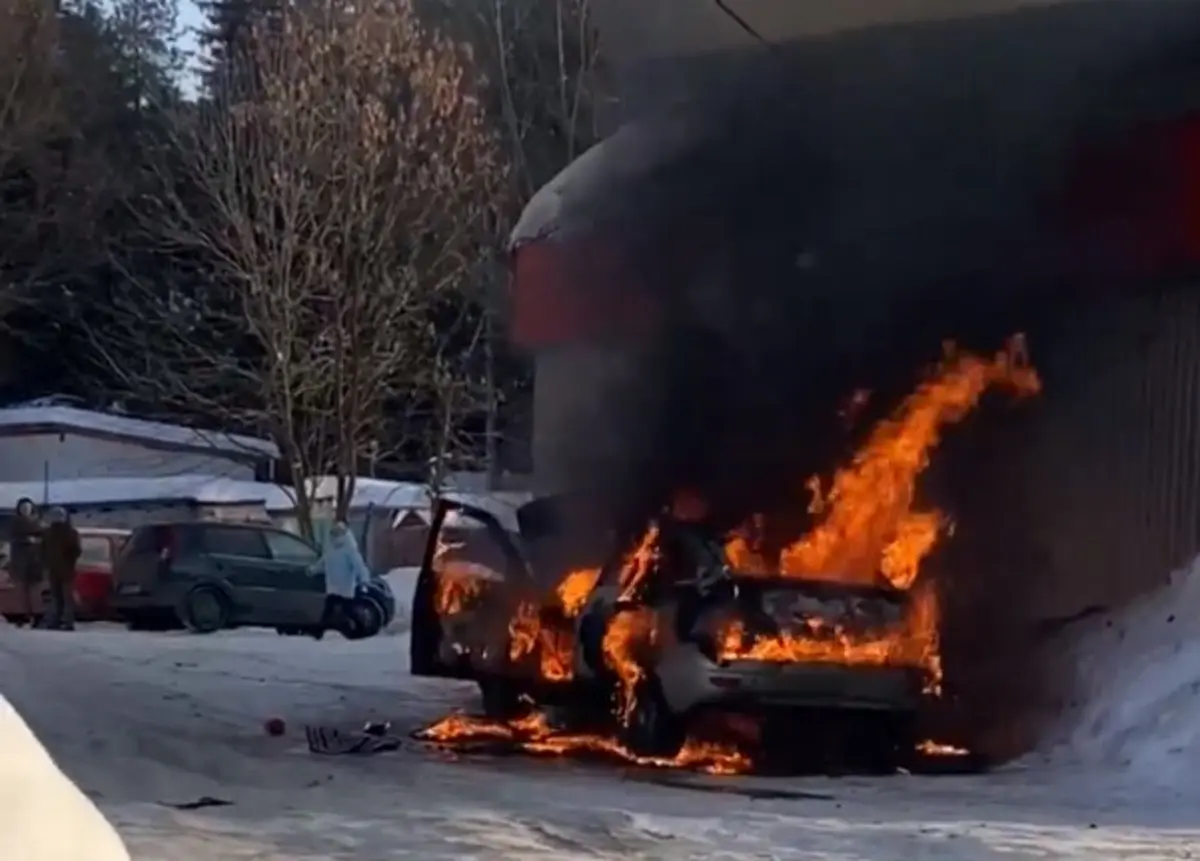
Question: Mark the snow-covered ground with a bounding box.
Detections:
[3,565,1200,859]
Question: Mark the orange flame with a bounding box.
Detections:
[917,739,969,757]
[556,567,601,616]
[720,336,1040,693]
[771,335,1040,588]
[506,566,603,682]
[431,536,485,615]
[417,710,751,774]
[617,524,661,602]
[602,606,659,722]
[507,602,576,682]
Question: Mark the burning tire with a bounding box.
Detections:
[852,711,918,775]
[620,677,685,758]
[478,677,526,719]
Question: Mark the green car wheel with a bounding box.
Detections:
[183,585,230,634]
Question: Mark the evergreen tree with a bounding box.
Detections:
[196,0,279,98]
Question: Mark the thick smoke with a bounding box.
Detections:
[534,1,1200,760]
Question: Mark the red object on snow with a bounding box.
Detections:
[264,717,286,737]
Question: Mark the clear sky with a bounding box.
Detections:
[180,0,202,43]
[179,0,204,92]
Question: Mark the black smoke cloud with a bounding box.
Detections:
[531,1,1200,759]
[549,2,1200,521]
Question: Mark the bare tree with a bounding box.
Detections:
[473,0,608,197]
[92,0,506,536]
[426,0,608,485]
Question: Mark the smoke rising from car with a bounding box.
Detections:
[528,11,1200,759]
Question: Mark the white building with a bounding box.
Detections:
[0,406,278,483]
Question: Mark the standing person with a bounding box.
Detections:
[40,507,80,631]
[6,498,43,627]
[318,521,370,636]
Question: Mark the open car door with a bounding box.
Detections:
[410,498,533,679]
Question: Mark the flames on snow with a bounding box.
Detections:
[417,336,1041,773]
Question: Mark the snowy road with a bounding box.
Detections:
[1,620,1197,859]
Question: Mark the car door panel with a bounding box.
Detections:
[260,530,326,626]
[575,580,620,680]
[410,499,531,679]
[265,562,325,625]
[205,553,278,622]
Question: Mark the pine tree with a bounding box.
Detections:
[196,0,279,98]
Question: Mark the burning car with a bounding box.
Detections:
[412,337,1040,772]
[411,496,927,768]
[572,517,926,763]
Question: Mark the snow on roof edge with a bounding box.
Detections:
[508,118,702,250]
[0,406,279,458]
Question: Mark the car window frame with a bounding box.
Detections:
[200,525,271,560]
[77,535,114,567]
[261,529,320,565]
[122,527,158,558]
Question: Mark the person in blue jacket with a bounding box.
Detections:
[319,521,370,634]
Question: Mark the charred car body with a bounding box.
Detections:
[411,497,925,766]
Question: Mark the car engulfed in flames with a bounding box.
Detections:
[410,336,1040,774]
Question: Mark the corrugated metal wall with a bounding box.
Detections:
[1013,291,1200,619]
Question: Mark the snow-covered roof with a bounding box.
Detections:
[0,406,279,459]
[0,476,275,510]
[508,118,702,249]
[0,474,531,519]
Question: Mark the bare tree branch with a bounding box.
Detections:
[91,0,506,534]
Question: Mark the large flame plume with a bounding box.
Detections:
[418,336,1040,772]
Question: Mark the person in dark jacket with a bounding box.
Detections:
[7,498,43,626]
[40,507,80,631]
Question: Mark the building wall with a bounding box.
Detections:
[989,291,1200,619]
[0,433,255,483]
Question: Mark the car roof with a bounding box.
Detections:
[136,520,273,531]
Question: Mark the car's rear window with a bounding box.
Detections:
[122,525,201,558]
[123,528,160,556]
[202,526,270,559]
[78,536,113,566]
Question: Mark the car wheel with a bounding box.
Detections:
[478,677,525,719]
[620,677,684,759]
[338,598,383,640]
[851,711,916,775]
[182,585,230,634]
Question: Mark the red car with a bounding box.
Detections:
[0,527,130,624]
